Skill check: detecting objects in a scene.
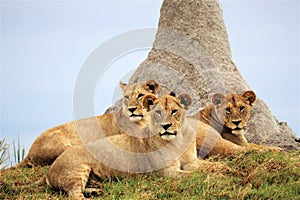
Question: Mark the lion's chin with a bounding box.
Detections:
[160,131,177,141]
[161,135,176,141]
[129,116,143,122]
[231,129,244,136]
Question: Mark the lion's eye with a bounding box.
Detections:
[137,94,144,99]
[171,109,178,115]
[240,106,245,112]
[124,95,129,100]
[155,110,162,115]
[225,107,231,114]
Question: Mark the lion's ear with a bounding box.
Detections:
[212,93,225,106]
[142,94,158,111]
[178,93,192,110]
[242,91,256,106]
[119,81,127,91]
[143,80,159,94]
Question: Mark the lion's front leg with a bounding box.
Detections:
[182,159,232,174]
[181,159,203,171]
[160,160,191,178]
[47,163,92,200]
[65,164,92,199]
[247,143,283,152]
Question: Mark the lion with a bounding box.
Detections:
[15,80,159,168]
[43,93,229,199]
[192,91,281,152]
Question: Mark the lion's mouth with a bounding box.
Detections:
[160,131,177,136]
[233,127,243,131]
[130,114,143,118]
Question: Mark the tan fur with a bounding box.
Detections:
[193,91,281,152]
[45,94,230,199]
[195,121,248,158]
[15,80,159,168]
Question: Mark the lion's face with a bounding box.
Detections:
[143,92,192,141]
[120,80,159,122]
[212,91,256,132]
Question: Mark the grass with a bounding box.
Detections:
[12,136,25,165]
[0,136,26,169]
[0,139,9,170]
[0,150,299,199]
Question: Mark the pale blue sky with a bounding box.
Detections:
[1,0,299,160]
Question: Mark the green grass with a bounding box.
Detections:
[12,136,25,165]
[0,136,26,169]
[1,150,299,199]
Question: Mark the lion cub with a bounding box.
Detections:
[44,93,228,199]
[15,80,159,168]
[193,91,281,152]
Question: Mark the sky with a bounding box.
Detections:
[1,0,299,164]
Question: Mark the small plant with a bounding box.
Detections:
[13,135,25,165]
[0,138,9,169]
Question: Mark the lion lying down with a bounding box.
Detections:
[43,93,230,199]
[15,80,159,168]
[192,91,282,153]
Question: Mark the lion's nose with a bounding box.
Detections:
[161,123,172,130]
[128,107,137,113]
[232,120,242,126]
